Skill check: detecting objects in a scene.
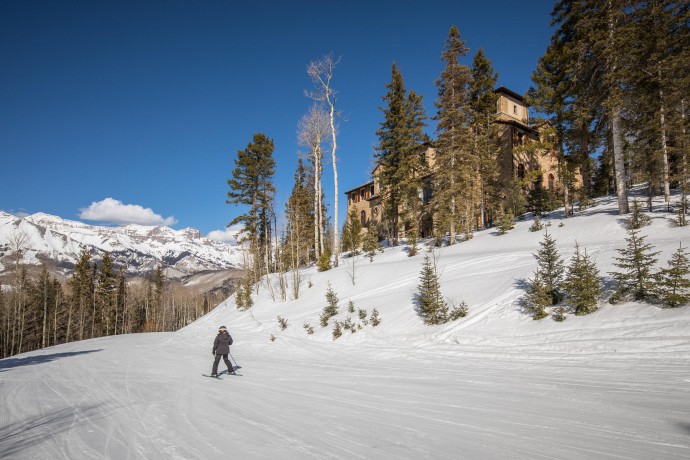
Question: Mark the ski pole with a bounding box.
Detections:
[229,352,239,368]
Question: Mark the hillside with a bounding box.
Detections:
[1,193,689,459]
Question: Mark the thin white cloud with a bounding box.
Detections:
[207,224,243,245]
[80,198,177,226]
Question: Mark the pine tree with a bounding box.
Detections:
[469,48,499,228]
[533,229,565,305]
[362,229,381,262]
[524,271,550,320]
[375,62,428,244]
[497,209,515,235]
[562,243,601,315]
[655,243,690,308]
[626,199,651,230]
[342,209,362,254]
[609,226,660,301]
[416,254,448,324]
[433,26,475,245]
[320,283,339,327]
[227,133,277,284]
[370,308,381,326]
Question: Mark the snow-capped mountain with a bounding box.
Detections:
[0,211,243,277]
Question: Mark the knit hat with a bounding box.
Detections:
[219,325,227,332]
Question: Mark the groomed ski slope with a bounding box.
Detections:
[1,193,689,459]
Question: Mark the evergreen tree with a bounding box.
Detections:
[609,226,660,301]
[285,158,314,267]
[320,282,339,327]
[362,229,381,262]
[524,271,550,320]
[469,48,499,228]
[534,229,565,305]
[375,62,428,244]
[626,199,651,230]
[96,252,117,336]
[497,209,515,235]
[655,243,690,308]
[342,209,362,254]
[227,133,277,284]
[433,26,475,245]
[562,243,601,315]
[416,254,448,324]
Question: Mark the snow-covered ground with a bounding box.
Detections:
[2,193,689,459]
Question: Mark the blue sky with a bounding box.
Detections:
[0,0,554,241]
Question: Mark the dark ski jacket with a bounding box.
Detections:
[213,331,233,355]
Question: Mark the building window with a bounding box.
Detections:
[360,210,366,226]
[513,104,518,115]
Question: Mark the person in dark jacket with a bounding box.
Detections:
[211,325,234,376]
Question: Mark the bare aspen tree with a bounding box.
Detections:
[307,54,341,267]
[298,105,329,259]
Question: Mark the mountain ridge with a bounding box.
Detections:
[0,211,243,278]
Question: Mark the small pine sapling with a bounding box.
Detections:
[332,321,342,340]
[370,309,381,326]
[348,300,355,313]
[524,272,550,320]
[530,215,544,232]
[270,334,276,342]
[609,226,659,301]
[655,243,690,308]
[626,199,651,230]
[448,300,468,320]
[320,282,339,327]
[497,210,515,235]
[553,305,567,322]
[317,250,332,272]
[277,316,288,330]
[534,229,565,305]
[416,254,449,324]
[358,308,367,321]
[303,322,314,335]
[562,243,601,315]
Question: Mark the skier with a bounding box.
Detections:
[211,325,234,377]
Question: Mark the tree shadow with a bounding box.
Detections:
[0,349,102,372]
[677,422,690,435]
[0,403,110,457]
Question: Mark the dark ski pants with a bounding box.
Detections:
[212,353,232,375]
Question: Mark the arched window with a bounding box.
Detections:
[360,210,367,226]
[548,174,555,193]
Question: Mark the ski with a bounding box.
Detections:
[202,374,222,379]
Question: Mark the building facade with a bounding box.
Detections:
[346,87,572,239]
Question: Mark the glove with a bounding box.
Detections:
[211,350,215,356]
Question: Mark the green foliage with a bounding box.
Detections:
[303,322,314,335]
[626,199,651,230]
[375,62,429,245]
[562,243,601,315]
[270,334,276,342]
[609,226,660,301]
[530,216,544,232]
[277,316,288,330]
[524,272,550,320]
[655,244,690,308]
[317,249,332,272]
[416,254,449,324]
[497,210,515,235]
[528,186,560,216]
[362,230,382,262]
[552,306,567,322]
[320,283,339,327]
[347,300,355,313]
[407,226,419,257]
[370,309,381,326]
[342,209,363,254]
[448,300,468,321]
[358,308,367,321]
[533,229,565,305]
[332,321,342,340]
